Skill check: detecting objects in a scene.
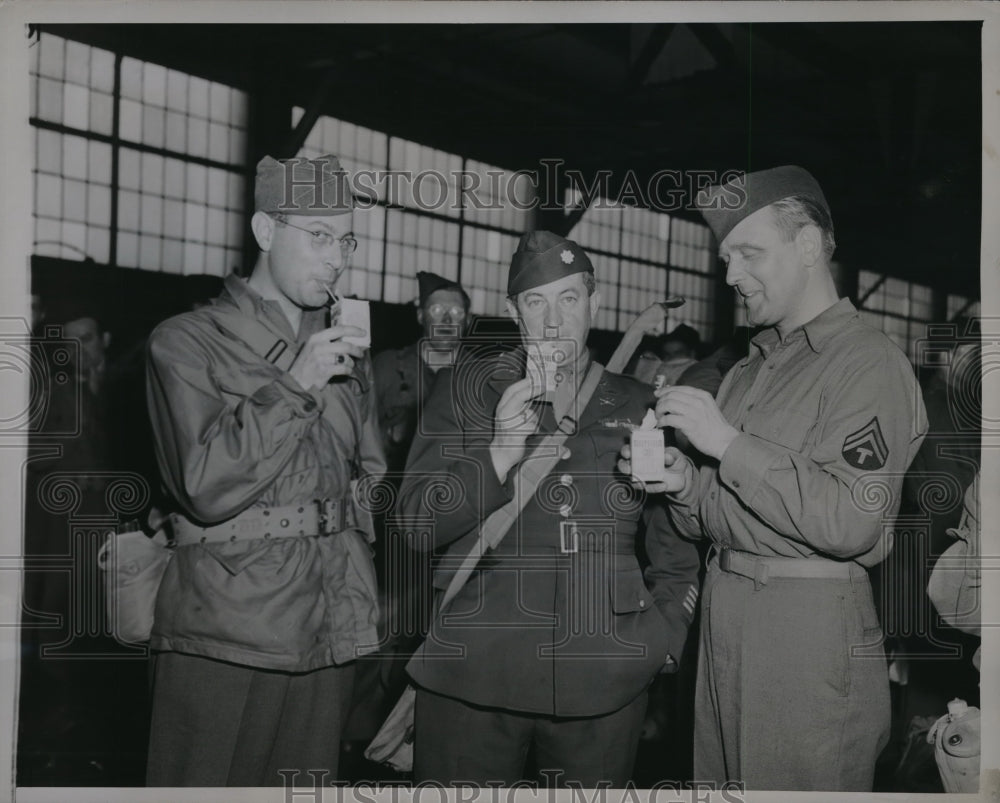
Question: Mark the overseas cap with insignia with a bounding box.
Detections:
[696,165,830,244]
[417,271,469,307]
[508,231,594,296]
[255,153,354,216]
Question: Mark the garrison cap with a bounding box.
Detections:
[696,165,830,244]
[508,231,594,296]
[255,153,353,216]
[417,271,469,307]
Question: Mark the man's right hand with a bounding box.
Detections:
[489,377,541,483]
[289,325,367,391]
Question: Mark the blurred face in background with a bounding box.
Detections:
[418,288,469,349]
[661,339,694,361]
[63,316,110,380]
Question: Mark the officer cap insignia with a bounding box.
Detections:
[842,416,889,470]
[508,231,593,296]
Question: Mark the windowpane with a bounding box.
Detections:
[858,269,936,361]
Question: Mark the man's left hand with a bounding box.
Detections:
[655,385,739,461]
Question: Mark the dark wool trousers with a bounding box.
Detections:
[146,651,355,787]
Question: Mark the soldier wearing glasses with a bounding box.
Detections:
[144,154,385,786]
[373,271,472,474]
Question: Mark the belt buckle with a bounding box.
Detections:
[718,546,732,572]
[318,498,344,535]
[560,520,579,554]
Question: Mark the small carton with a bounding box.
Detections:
[630,410,666,483]
[526,341,571,403]
[336,298,371,348]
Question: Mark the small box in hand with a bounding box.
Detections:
[337,298,371,348]
[630,427,666,483]
[526,341,571,404]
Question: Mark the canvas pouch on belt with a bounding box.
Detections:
[97,525,173,644]
[97,494,360,645]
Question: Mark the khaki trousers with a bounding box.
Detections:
[694,562,890,790]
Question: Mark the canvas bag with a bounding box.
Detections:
[97,526,172,643]
[927,700,980,793]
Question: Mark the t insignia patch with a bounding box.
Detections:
[842,416,889,470]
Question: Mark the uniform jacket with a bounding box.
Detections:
[399,349,700,717]
[146,274,386,671]
[372,342,436,473]
[669,299,927,564]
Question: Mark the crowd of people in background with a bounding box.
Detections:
[19,157,982,793]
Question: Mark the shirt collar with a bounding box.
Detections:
[751,298,857,356]
[220,273,325,344]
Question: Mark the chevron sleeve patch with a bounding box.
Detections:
[842,416,889,470]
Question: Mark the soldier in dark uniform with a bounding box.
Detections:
[373,271,471,474]
[624,166,928,790]
[398,231,701,786]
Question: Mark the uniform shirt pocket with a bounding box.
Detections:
[743,408,815,453]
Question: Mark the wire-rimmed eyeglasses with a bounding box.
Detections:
[272,216,358,253]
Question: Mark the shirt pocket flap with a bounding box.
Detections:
[610,567,656,614]
[744,409,814,452]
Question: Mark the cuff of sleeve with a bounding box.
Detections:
[718,433,782,503]
[665,458,700,519]
[654,607,689,669]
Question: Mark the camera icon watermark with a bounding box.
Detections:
[0,323,81,438]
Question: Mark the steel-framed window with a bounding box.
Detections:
[30,31,247,276]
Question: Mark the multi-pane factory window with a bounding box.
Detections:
[32,36,115,264]
[35,33,717,328]
[388,138,463,218]
[619,259,669,327]
[460,228,520,316]
[30,32,247,276]
[117,152,244,275]
[383,210,461,304]
[670,271,715,341]
[463,160,533,232]
[947,294,980,321]
[858,270,936,361]
[668,218,714,342]
[33,129,113,265]
[591,255,621,333]
[295,112,532,315]
[296,109,388,196]
[565,192,715,339]
[569,193,623,255]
